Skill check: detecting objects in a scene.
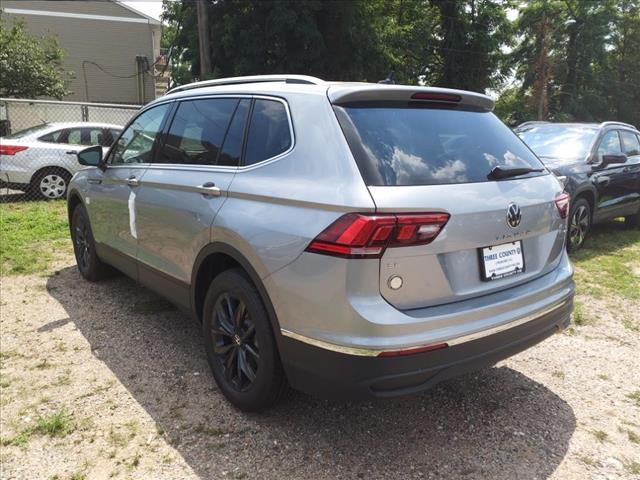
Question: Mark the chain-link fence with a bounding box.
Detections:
[0,98,140,202]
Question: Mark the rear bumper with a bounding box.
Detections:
[280,295,572,400]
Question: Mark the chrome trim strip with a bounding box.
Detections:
[280,297,571,357]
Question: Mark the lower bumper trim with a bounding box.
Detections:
[280,296,572,357]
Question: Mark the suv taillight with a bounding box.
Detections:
[0,145,28,156]
[305,212,450,259]
[555,193,570,219]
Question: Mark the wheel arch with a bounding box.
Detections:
[572,187,596,219]
[191,243,282,338]
[30,165,73,185]
[67,188,84,230]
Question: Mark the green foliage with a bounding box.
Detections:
[0,19,71,98]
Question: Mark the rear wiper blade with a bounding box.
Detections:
[487,165,544,180]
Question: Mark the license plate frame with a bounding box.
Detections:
[479,241,525,282]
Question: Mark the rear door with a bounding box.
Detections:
[618,131,640,214]
[334,102,566,309]
[134,96,250,306]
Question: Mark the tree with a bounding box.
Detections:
[0,19,70,99]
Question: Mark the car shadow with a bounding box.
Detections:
[46,266,576,479]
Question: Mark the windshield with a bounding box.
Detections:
[1,124,51,140]
[335,105,546,186]
[516,125,597,161]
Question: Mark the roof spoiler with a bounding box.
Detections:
[327,85,494,111]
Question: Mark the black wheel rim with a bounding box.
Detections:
[74,216,91,271]
[569,205,589,249]
[211,293,259,392]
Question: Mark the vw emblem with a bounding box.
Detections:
[507,203,521,228]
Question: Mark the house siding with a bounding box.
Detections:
[1,1,159,104]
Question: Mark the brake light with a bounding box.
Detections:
[305,212,450,259]
[411,92,461,102]
[377,342,448,357]
[0,145,29,155]
[555,193,570,219]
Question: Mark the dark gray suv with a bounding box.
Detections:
[516,121,640,250]
[68,75,575,411]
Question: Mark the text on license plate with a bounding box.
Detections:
[480,241,524,281]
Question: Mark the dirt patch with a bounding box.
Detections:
[1,256,639,479]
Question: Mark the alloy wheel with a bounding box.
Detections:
[74,216,91,271]
[210,293,260,392]
[569,204,589,249]
[40,174,67,199]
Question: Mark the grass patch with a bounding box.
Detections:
[571,301,592,326]
[1,410,75,447]
[570,220,640,300]
[627,391,640,408]
[551,370,565,379]
[628,429,640,444]
[590,430,608,443]
[624,460,640,475]
[0,200,71,275]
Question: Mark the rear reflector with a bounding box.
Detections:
[305,212,449,259]
[554,193,570,219]
[377,342,448,357]
[0,145,29,156]
[411,92,461,102]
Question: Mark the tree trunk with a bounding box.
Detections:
[196,0,212,78]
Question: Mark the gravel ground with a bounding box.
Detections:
[1,253,639,480]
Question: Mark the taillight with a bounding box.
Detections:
[555,193,570,219]
[0,145,29,155]
[305,212,450,259]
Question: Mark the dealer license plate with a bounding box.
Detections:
[480,241,524,281]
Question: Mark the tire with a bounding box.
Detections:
[625,211,639,229]
[31,168,71,200]
[567,197,591,252]
[202,268,288,411]
[70,204,112,281]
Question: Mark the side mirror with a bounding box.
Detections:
[77,145,105,170]
[601,153,627,167]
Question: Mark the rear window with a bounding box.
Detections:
[335,106,546,186]
[3,124,51,139]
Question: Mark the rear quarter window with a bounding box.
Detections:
[244,99,292,166]
[335,105,546,186]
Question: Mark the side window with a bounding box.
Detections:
[218,99,251,166]
[83,128,103,146]
[110,103,171,165]
[620,131,640,156]
[244,99,292,166]
[39,130,63,143]
[158,98,238,165]
[596,130,622,162]
[66,129,83,145]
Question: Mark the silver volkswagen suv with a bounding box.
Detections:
[68,75,575,411]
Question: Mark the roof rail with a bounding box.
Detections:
[600,121,637,129]
[167,75,325,94]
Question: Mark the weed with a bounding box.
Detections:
[552,370,565,379]
[627,429,639,444]
[591,430,608,443]
[623,460,640,475]
[34,411,75,437]
[627,391,640,408]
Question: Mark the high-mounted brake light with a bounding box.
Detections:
[305,212,450,259]
[0,145,29,156]
[554,193,570,219]
[411,92,461,102]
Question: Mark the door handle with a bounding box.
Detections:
[87,178,102,185]
[126,176,139,187]
[197,182,221,197]
[66,150,78,155]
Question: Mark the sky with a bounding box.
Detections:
[121,1,164,21]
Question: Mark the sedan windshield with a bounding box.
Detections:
[517,125,597,161]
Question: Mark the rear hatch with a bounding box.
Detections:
[329,86,567,309]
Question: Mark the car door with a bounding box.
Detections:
[618,131,640,214]
[134,97,250,307]
[591,130,629,221]
[34,128,82,175]
[85,103,173,279]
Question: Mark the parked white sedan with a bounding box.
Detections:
[0,122,122,200]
